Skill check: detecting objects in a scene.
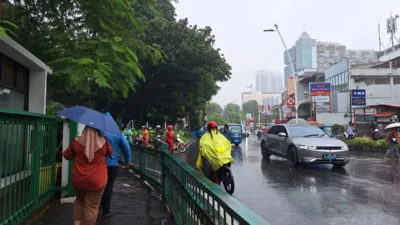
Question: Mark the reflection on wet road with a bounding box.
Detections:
[182,136,400,225]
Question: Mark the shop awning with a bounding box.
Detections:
[374,111,397,117]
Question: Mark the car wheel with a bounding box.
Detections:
[333,164,345,168]
[288,147,299,167]
[261,141,271,158]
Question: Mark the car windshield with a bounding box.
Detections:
[323,127,332,136]
[288,126,326,137]
[229,126,242,133]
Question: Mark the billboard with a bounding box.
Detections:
[309,82,331,95]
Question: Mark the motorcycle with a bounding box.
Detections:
[154,134,163,150]
[175,135,187,153]
[343,132,355,140]
[134,135,144,145]
[370,129,384,140]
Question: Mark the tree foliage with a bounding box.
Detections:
[6,0,232,129]
[206,102,223,115]
[7,0,163,98]
[209,113,225,126]
[242,100,259,121]
[223,103,241,123]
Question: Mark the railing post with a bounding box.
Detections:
[161,150,166,201]
[30,119,42,204]
[50,121,57,192]
[139,144,145,179]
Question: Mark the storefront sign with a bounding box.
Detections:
[312,96,329,103]
[309,82,331,95]
[352,98,366,106]
[351,89,366,107]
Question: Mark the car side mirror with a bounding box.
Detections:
[278,132,287,137]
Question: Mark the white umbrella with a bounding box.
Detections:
[385,123,400,130]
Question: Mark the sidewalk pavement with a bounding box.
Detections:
[24,168,173,225]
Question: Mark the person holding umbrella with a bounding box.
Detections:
[100,112,131,218]
[384,128,400,161]
[56,106,125,224]
[63,126,113,225]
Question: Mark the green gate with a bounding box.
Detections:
[0,109,61,225]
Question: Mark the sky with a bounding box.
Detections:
[174,0,400,107]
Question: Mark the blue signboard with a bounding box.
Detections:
[352,97,366,106]
[351,89,366,97]
[309,82,331,95]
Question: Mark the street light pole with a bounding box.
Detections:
[264,24,299,123]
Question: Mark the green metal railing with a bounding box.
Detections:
[0,109,61,225]
[130,144,270,225]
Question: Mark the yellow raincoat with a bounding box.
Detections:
[196,131,234,171]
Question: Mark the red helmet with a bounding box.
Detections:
[167,125,173,130]
[207,121,218,129]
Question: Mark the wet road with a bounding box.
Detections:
[181,136,400,225]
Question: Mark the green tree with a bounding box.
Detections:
[242,100,259,122]
[223,103,240,122]
[93,15,231,127]
[208,113,225,125]
[206,102,223,115]
[8,0,163,99]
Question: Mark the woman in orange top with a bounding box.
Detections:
[63,126,113,225]
[142,126,149,147]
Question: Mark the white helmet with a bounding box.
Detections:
[156,125,161,128]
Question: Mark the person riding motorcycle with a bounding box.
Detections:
[155,125,164,136]
[154,125,164,148]
[141,126,149,147]
[123,127,133,143]
[196,121,234,184]
[257,127,263,140]
[165,125,175,152]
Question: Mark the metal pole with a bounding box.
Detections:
[274,24,298,123]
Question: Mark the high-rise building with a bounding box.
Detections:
[283,32,378,87]
[241,91,281,106]
[255,71,283,93]
[283,32,317,86]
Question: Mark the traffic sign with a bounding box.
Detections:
[286,96,295,108]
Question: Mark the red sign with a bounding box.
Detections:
[286,96,295,108]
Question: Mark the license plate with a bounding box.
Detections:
[234,134,239,137]
[323,154,337,159]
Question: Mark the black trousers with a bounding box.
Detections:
[100,166,119,214]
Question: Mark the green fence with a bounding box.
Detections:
[0,109,61,225]
[130,145,270,225]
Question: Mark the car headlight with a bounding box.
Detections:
[341,146,349,150]
[299,145,317,150]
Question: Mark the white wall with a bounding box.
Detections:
[28,70,47,114]
[317,113,350,125]
[349,68,400,105]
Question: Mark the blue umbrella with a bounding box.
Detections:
[56,106,121,134]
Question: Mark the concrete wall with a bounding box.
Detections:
[28,70,47,114]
